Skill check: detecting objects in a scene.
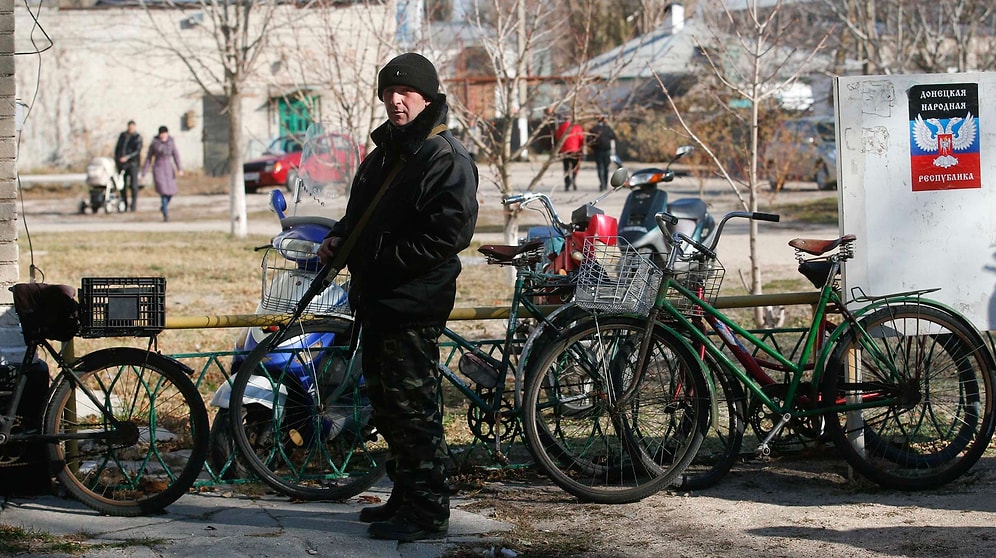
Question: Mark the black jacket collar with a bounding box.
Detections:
[370,94,449,159]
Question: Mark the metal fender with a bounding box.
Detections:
[813,294,996,382]
[71,347,194,377]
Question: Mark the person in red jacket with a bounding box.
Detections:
[556,119,585,190]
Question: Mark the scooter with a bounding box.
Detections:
[617,145,715,266]
[515,161,630,283]
[207,189,353,479]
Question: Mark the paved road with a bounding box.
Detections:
[1,482,512,557]
[17,161,839,274]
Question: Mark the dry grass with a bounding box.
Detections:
[16,225,505,397]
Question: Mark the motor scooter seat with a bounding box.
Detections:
[668,198,708,220]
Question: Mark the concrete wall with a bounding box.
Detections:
[13,2,395,174]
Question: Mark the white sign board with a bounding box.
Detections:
[834,73,996,331]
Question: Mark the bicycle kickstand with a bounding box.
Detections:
[755,412,793,457]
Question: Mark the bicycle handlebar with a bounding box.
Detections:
[655,210,781,260]
[502,192,571,233]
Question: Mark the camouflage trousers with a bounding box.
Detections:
[361,325,449,526]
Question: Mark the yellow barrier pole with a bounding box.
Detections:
[164,292,823,330]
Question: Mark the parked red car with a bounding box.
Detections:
[243,136,302,193]
[243,133,363,193]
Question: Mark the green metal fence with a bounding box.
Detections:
[162,292,828,485]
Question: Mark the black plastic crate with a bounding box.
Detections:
[79,277,166,338]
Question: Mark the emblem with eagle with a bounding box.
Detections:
[911,113,977,169]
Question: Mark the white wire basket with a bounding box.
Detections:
[664,257,725,317]
[574,237,663,316]
[259,248,350,315]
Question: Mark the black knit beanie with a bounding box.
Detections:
[377,53,440,102]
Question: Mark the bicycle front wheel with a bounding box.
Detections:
[228,320,387,501]
[822,304,996,490]
[44,347,209,516]
[522,315,709,504]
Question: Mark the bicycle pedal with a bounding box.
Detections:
[288,429,305,446]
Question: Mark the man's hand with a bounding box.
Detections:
[317,236,343,266]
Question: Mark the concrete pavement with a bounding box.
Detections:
[0,481,513,557]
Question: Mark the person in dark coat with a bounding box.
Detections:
[140,126,183,221]
[588,114,617,191]
[113,120,142,211]
[317,52,479,542]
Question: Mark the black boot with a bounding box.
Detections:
[368,515,448,542]
[359,493,403,523]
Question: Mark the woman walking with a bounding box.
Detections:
[141,125,183,221]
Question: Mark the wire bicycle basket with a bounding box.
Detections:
[664,253,725,317]
[260,248,351,315]
[574,237,663,316]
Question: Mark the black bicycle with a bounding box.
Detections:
[0,278,208,516]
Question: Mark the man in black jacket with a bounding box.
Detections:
[588,114,617,191]
[318,53,479,542]
[114,120,142,211]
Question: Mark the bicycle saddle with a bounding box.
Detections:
[478,240,545,265]
[788,234,856,256]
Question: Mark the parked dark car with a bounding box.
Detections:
[243,136,304,193]
[763,116,837,191]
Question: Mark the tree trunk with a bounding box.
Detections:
[227,89,248,238]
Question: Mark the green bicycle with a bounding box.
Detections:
[527,209,995,491]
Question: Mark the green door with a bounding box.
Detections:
[278,95,317,137]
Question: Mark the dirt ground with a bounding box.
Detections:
[457,446,996,558]
[19,165,996,558]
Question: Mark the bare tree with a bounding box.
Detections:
[449,0,636,258]
[446,0,603,249]
[657,0,832,326]
[270,2,397,158]
[140,0,289,238]
[822,0,996,74]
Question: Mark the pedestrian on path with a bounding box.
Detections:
[588,114,617,191]
[141,126,183,221]
[556,118,584,191]
[114,119,142,211]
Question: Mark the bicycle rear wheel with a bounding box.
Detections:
[822,303,996,489]
[228,320,387,501]
[522,315,708,504]
[44,347,209,516]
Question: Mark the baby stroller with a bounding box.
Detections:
[80,156,127,214]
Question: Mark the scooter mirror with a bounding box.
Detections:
[268,189,288,220]
[675,145,694,158]
[609,167,630,189]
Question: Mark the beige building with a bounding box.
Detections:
[13,0,397,174]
